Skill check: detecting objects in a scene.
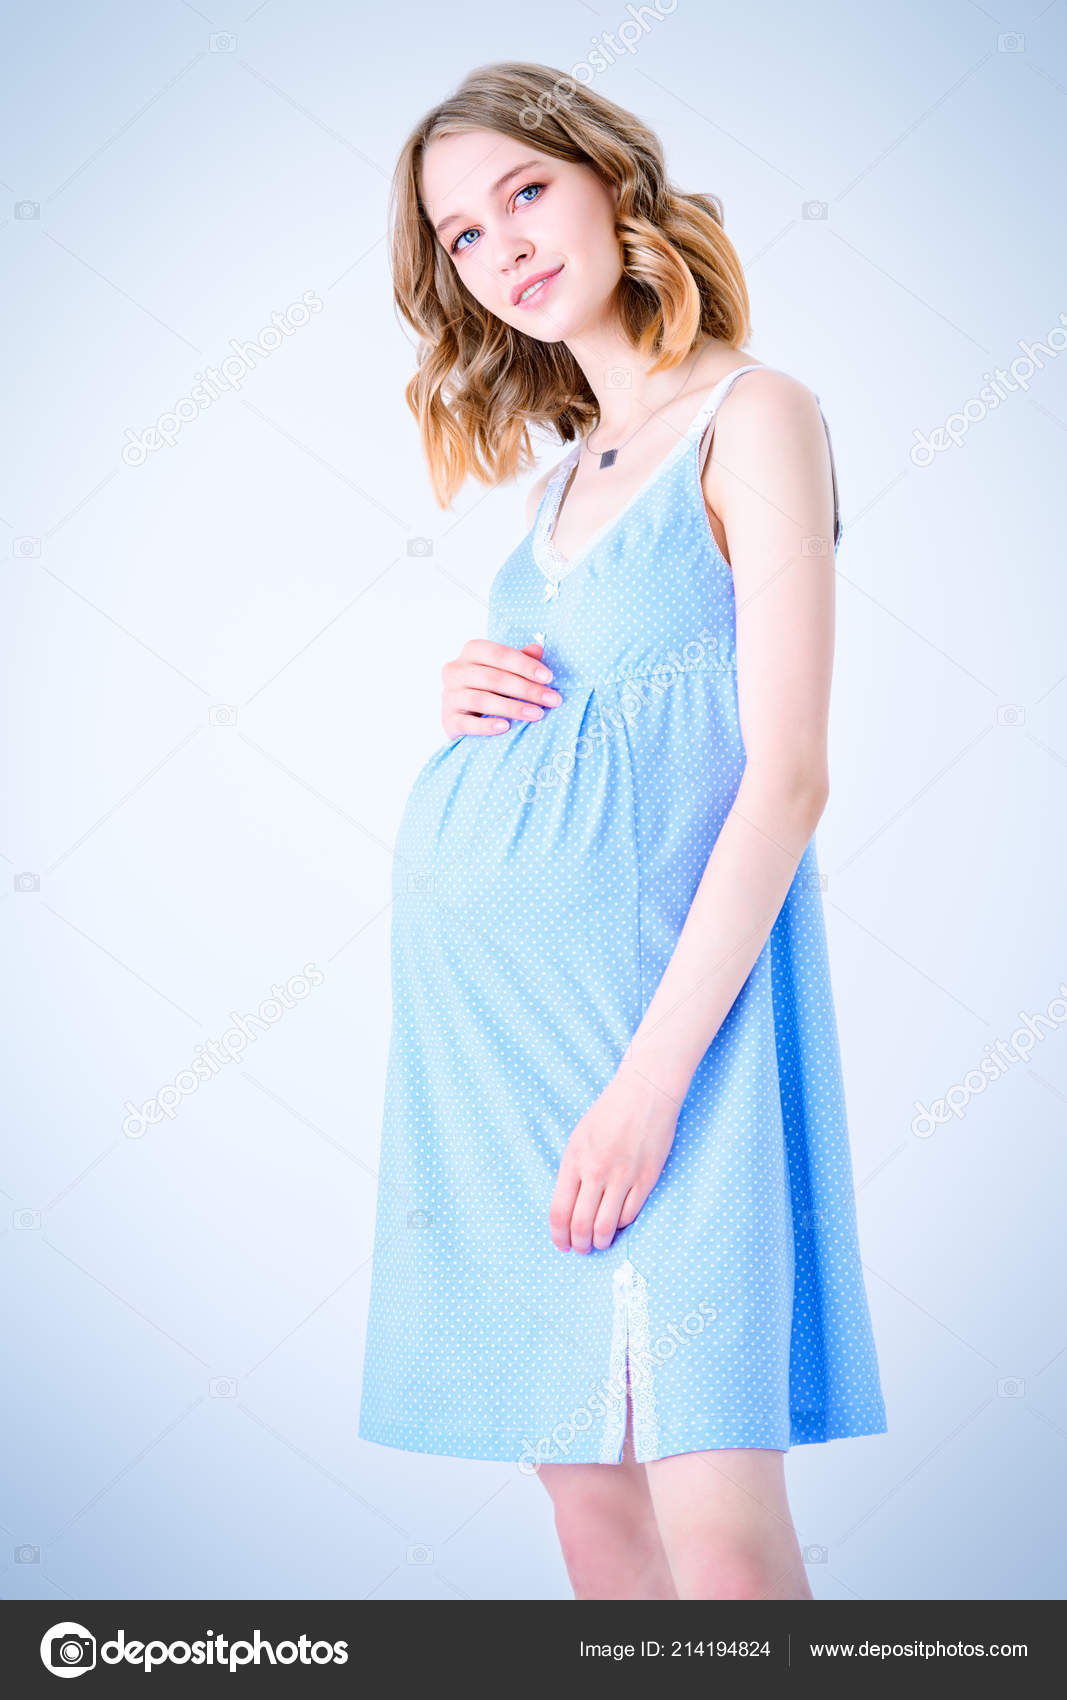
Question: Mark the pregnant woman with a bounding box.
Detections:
[358,61,888,1601]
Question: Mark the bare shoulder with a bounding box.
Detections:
[713,365,823,445]
[700,366,836,562]
[701,367,830,511]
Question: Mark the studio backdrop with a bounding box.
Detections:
[2,0,1065,1602]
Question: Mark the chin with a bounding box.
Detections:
[513,320,572,345]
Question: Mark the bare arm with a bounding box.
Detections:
[550,371,839,1252]
[624,371,835,1098]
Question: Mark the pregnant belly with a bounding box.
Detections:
[390,702,646,1065]
[394,692,635,919]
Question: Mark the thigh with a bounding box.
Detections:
[536,1402,652,1515]
[535,1396,680,1600]
[644,1446,793,1542]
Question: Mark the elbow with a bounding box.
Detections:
[805,772,830,830]
[743,755,829,832]
[799,763,830,817]
[786,768,829,834]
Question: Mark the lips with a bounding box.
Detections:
[511,265,563,307]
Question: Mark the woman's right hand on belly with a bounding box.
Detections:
[441,638,562,736]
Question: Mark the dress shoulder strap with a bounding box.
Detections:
[814,396,843,549]
[687,363,772,446]
[693,365,842,550]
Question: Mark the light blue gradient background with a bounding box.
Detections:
[2,1,1065,1602]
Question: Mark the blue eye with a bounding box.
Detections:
[449,182,545,256]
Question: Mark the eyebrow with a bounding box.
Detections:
[432,159,545,238]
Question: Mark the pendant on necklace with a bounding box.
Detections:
[598,449,617,470]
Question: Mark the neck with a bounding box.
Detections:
[564,329,724,441]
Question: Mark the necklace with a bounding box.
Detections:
[583,347,713,470]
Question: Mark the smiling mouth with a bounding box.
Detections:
[514,266,563,306]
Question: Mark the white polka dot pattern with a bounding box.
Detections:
[358,367,887,1466]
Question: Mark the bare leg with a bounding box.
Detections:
[536,1390,678,1600]
[644,1446,813,1600]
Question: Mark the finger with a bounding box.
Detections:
[452,688,547,722]
[447,666,558,711]
[465,665,561,707]
[549,1165,581,1252]
[460,640,556,687]
[446,652,561,710]
[568,1177,604,1255]
[591,1182,631,1251]
[444,712,512,736]
[617,1185,646,1230]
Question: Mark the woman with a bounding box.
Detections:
[358,61,887,1602]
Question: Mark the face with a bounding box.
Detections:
[420,128,622,342]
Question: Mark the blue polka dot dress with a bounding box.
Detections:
[358,364,888,1467]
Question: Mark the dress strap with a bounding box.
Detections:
[814,396,843,549]
[687,363,771,449]
[692,365,842,551]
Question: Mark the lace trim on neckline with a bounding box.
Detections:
[531,364,844,580]
[531,365,771,590]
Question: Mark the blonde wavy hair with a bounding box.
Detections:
[391,61,751,507]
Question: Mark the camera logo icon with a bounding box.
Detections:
[996,704,1024,727]
[40,1621,96,1677]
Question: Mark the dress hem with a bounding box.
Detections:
[357,1407,889,1467]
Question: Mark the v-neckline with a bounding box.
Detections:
[532,370,753,586]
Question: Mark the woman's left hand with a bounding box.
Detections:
[549,1060,682,1253]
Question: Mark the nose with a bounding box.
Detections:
[500,246,531,284]
[493,228,531,278]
